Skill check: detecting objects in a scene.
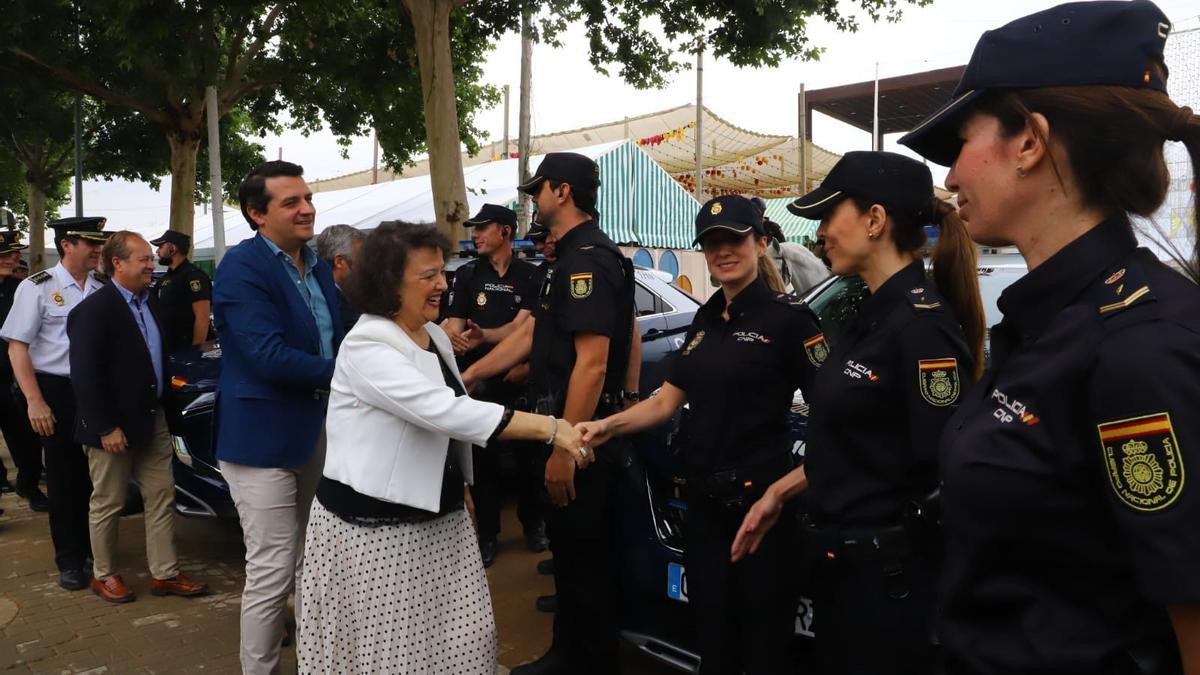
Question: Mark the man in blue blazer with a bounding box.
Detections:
[214,160,344,675]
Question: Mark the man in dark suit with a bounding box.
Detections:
[214,160,344,675]
[67,231,208,604]
[314,223,364,333]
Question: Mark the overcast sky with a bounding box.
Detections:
[62,0,1200,219]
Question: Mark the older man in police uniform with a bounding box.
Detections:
[1,217,109,590]
[463,153,637,675]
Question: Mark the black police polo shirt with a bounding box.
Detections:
[666,277,824,473]
[939,217,1200,674]
[803,260,973,527]
[0,276,20,375]
[154,260,212,352]
[529,221,629,410]
[447,256,539,364]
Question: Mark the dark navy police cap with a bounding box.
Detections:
[0,229,27,254]
[150,230,191,248]
[693,195,764,246]
[518,152,601,195]
[900,0,1172,166]
[49,216,109,242]
[788,151,933,222]
[464,204,518,229]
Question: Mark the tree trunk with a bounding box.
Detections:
[166,131,201,239]
[401,0,469,246]
[26,180,46,272]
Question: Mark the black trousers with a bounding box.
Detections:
[0,375,44,494]
[24,374,92,572]
[469,379,543,541]
[810,545,938,675]
[682,490,802,675]
[546,441,623,674]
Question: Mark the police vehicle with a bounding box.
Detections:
[617,254,1026,672]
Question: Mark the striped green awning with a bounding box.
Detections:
[763,198,819,244]
[597,141,700,249]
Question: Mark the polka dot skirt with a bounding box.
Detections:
[298,500,497,674]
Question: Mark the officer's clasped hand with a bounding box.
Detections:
[575,420,613,448]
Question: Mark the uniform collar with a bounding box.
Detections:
[858,259,927,325]
[699,276,773,321]
[52,262,104,291]
[553,220,599,253]
[169,259,194,276]
[997,216,1136,340]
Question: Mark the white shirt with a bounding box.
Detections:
[0,263,106,376]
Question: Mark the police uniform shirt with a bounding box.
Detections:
[666,277,825,472]
[530,221,630,410]
[155,259,212,352]
[938,217,1200,673]
[0,276,20,375]
[804,260,973,527]
[446,256,538,366]
[0,263,106,377]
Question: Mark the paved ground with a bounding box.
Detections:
[0,445,676,674]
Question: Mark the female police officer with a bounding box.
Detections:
[731,151,985,674]
[577,194,823,674]
[894,1,1200,672]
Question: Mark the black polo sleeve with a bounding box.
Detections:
[1088,319,1200,605]
[783,303,826,397]
[185,268,213,303]
[665,320,704,393]
[516,262,540,313]
[896,311,974,470]
[555,250,623,338]
[447,263,474,320]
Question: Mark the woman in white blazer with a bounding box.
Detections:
[298,222,589,675]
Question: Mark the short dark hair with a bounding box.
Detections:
[548,178,598,218]
[101,231,146,278]
[238,160,304,229]
[344,221,452,318]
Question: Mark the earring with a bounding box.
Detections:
[868,231,879,240]
[1016,165,1027,178]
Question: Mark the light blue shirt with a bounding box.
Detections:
[113,280,164,398]
[262,236,334,359]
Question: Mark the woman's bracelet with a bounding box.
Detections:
[545,415,558,446]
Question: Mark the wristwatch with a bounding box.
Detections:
[623,391,641,403]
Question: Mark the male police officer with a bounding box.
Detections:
[444,204,545,564]
[0,229,46,511]
[149,230,212,352]
[463,152,636,675]
[1,217,110,590]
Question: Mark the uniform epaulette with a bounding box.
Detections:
[1094,262,1155,317]
[92,271,109,284]
[905,286,943,311]
[772,292,807,308]
[28,270,51,285]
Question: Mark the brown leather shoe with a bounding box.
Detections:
[150,572,208,597]
[92,575,136,603]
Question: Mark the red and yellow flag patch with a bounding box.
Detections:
[1098,413,1185,512]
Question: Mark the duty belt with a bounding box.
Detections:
[684,453,794,509]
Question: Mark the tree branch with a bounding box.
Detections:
[6,47,168,125]
[225,4,284,91]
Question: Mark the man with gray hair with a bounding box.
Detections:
[315,224,365,333]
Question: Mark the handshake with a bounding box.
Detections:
[537,418,619,508]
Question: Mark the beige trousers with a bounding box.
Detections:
[220,433,325,675]
[86,408,179,581]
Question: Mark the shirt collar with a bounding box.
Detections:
[997,216,1136,339]
[261,234,317,269]
[52,262,102,292]
[699,276,774,321]
[858,259,927,324]
[553,220,599,252]
[112,278,149,305]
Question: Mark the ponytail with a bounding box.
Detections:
[929,199,986,379]
[1171,108,1200,283]
[758,242,788,294]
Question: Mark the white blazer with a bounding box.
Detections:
[322,314,505,512]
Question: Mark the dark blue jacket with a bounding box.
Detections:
[212,234,344,468]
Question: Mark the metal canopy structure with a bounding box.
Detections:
[803,65,966,147]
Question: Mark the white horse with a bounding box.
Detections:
[769,240,829,295]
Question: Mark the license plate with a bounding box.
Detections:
[667,563,688,603]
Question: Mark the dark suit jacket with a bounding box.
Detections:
[67,281,165,448]
[337,286,361,334]
[211,234,344,468]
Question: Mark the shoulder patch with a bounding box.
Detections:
[569,272,593,299]
[803,334,829,366]
[1098,412,1184,511]
[906,286,942,311]
[29,270,51,285]
[189,279,202,292]
[918,358,961,406]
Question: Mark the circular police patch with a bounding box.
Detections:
[569,273,593,300]
[1099,413,1185,512]
[918,358,960,406]
[190,279,202,292]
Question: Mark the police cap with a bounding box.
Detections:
[49,216,109,243]
[464,204,517,230]
[900,0,1172,166]
[693,195,764,246]
[0,229,29,254]
[526,222,550,241]
[787,151,933,222]
[150,229,191,249]
[518,152,601,196]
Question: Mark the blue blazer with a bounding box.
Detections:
[212,233,345,468]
